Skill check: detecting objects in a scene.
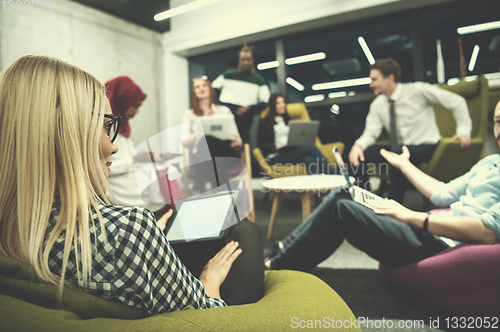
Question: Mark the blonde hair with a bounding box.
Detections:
[0,55,110,296]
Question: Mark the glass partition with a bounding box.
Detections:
[420,0,500,84]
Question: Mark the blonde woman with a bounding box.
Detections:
[0,55,262,315]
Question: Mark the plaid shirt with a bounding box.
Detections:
[46,199,226,315]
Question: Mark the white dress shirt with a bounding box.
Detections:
[355,82,472,150]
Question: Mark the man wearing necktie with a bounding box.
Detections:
[349,58,472,203]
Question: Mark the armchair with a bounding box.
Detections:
[0,255,360,331]
[419,76,490,182]
[373,77,489,183]
[253,103,344,179]
[379,241,500,316]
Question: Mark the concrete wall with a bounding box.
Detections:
[0,0,164,146]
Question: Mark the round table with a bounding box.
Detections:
[261,174,351,239]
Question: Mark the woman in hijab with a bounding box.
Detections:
[105,76,180,218]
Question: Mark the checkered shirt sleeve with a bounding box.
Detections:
[47,203,226,315]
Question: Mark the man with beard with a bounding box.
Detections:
[212,44,271,143]
[348,58,472,203]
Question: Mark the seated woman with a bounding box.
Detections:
[0,55,263,315]
[181,77,242,194]
[257,93,333,175]
[106,76,181,218]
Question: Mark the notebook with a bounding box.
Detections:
[332,147,383,209]
[165,190,239,243]
[286,120,319,146]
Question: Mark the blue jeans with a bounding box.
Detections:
[268,188,449,271]
[269,145,334,174]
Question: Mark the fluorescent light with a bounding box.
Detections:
[304,94,325,103]
[328,91,347,99]
[312,77,371,91]
[457,20,500,35]
[330,104,340,115]
[154,0,223,21]
[286,77,304,91]
[358,36,375,65]
[257,61,279,70]
[348,91,356,96]
[468,45,480,72]
[285,52,326,65]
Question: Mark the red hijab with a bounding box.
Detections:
[105,76,147,138]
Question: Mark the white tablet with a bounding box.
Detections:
[199,114,238,141]
[165,191,239,243]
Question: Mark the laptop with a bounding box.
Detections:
[165,190,239,243]
[286,120,319,146]
[332,147,383,209]
[199,114,238,141]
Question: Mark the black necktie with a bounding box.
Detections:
[389,99,398,148]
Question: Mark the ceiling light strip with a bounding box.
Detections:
[285,52,326,65]
[457,20,500,35]
[286,77,305,91]
[328,91,347,99]
[154,0,223,21]
[357,37,375,65]
[257,61,280,70]
[304,94,325,103]
[312,77,371,91]
[468,45,480,72]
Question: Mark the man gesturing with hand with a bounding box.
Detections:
[264,102,500,272]
[348,58,472,203]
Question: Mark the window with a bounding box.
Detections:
[284,17,413,143]
[420,0,500,84]
[187,0,499,148]
[284,18,413,104]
